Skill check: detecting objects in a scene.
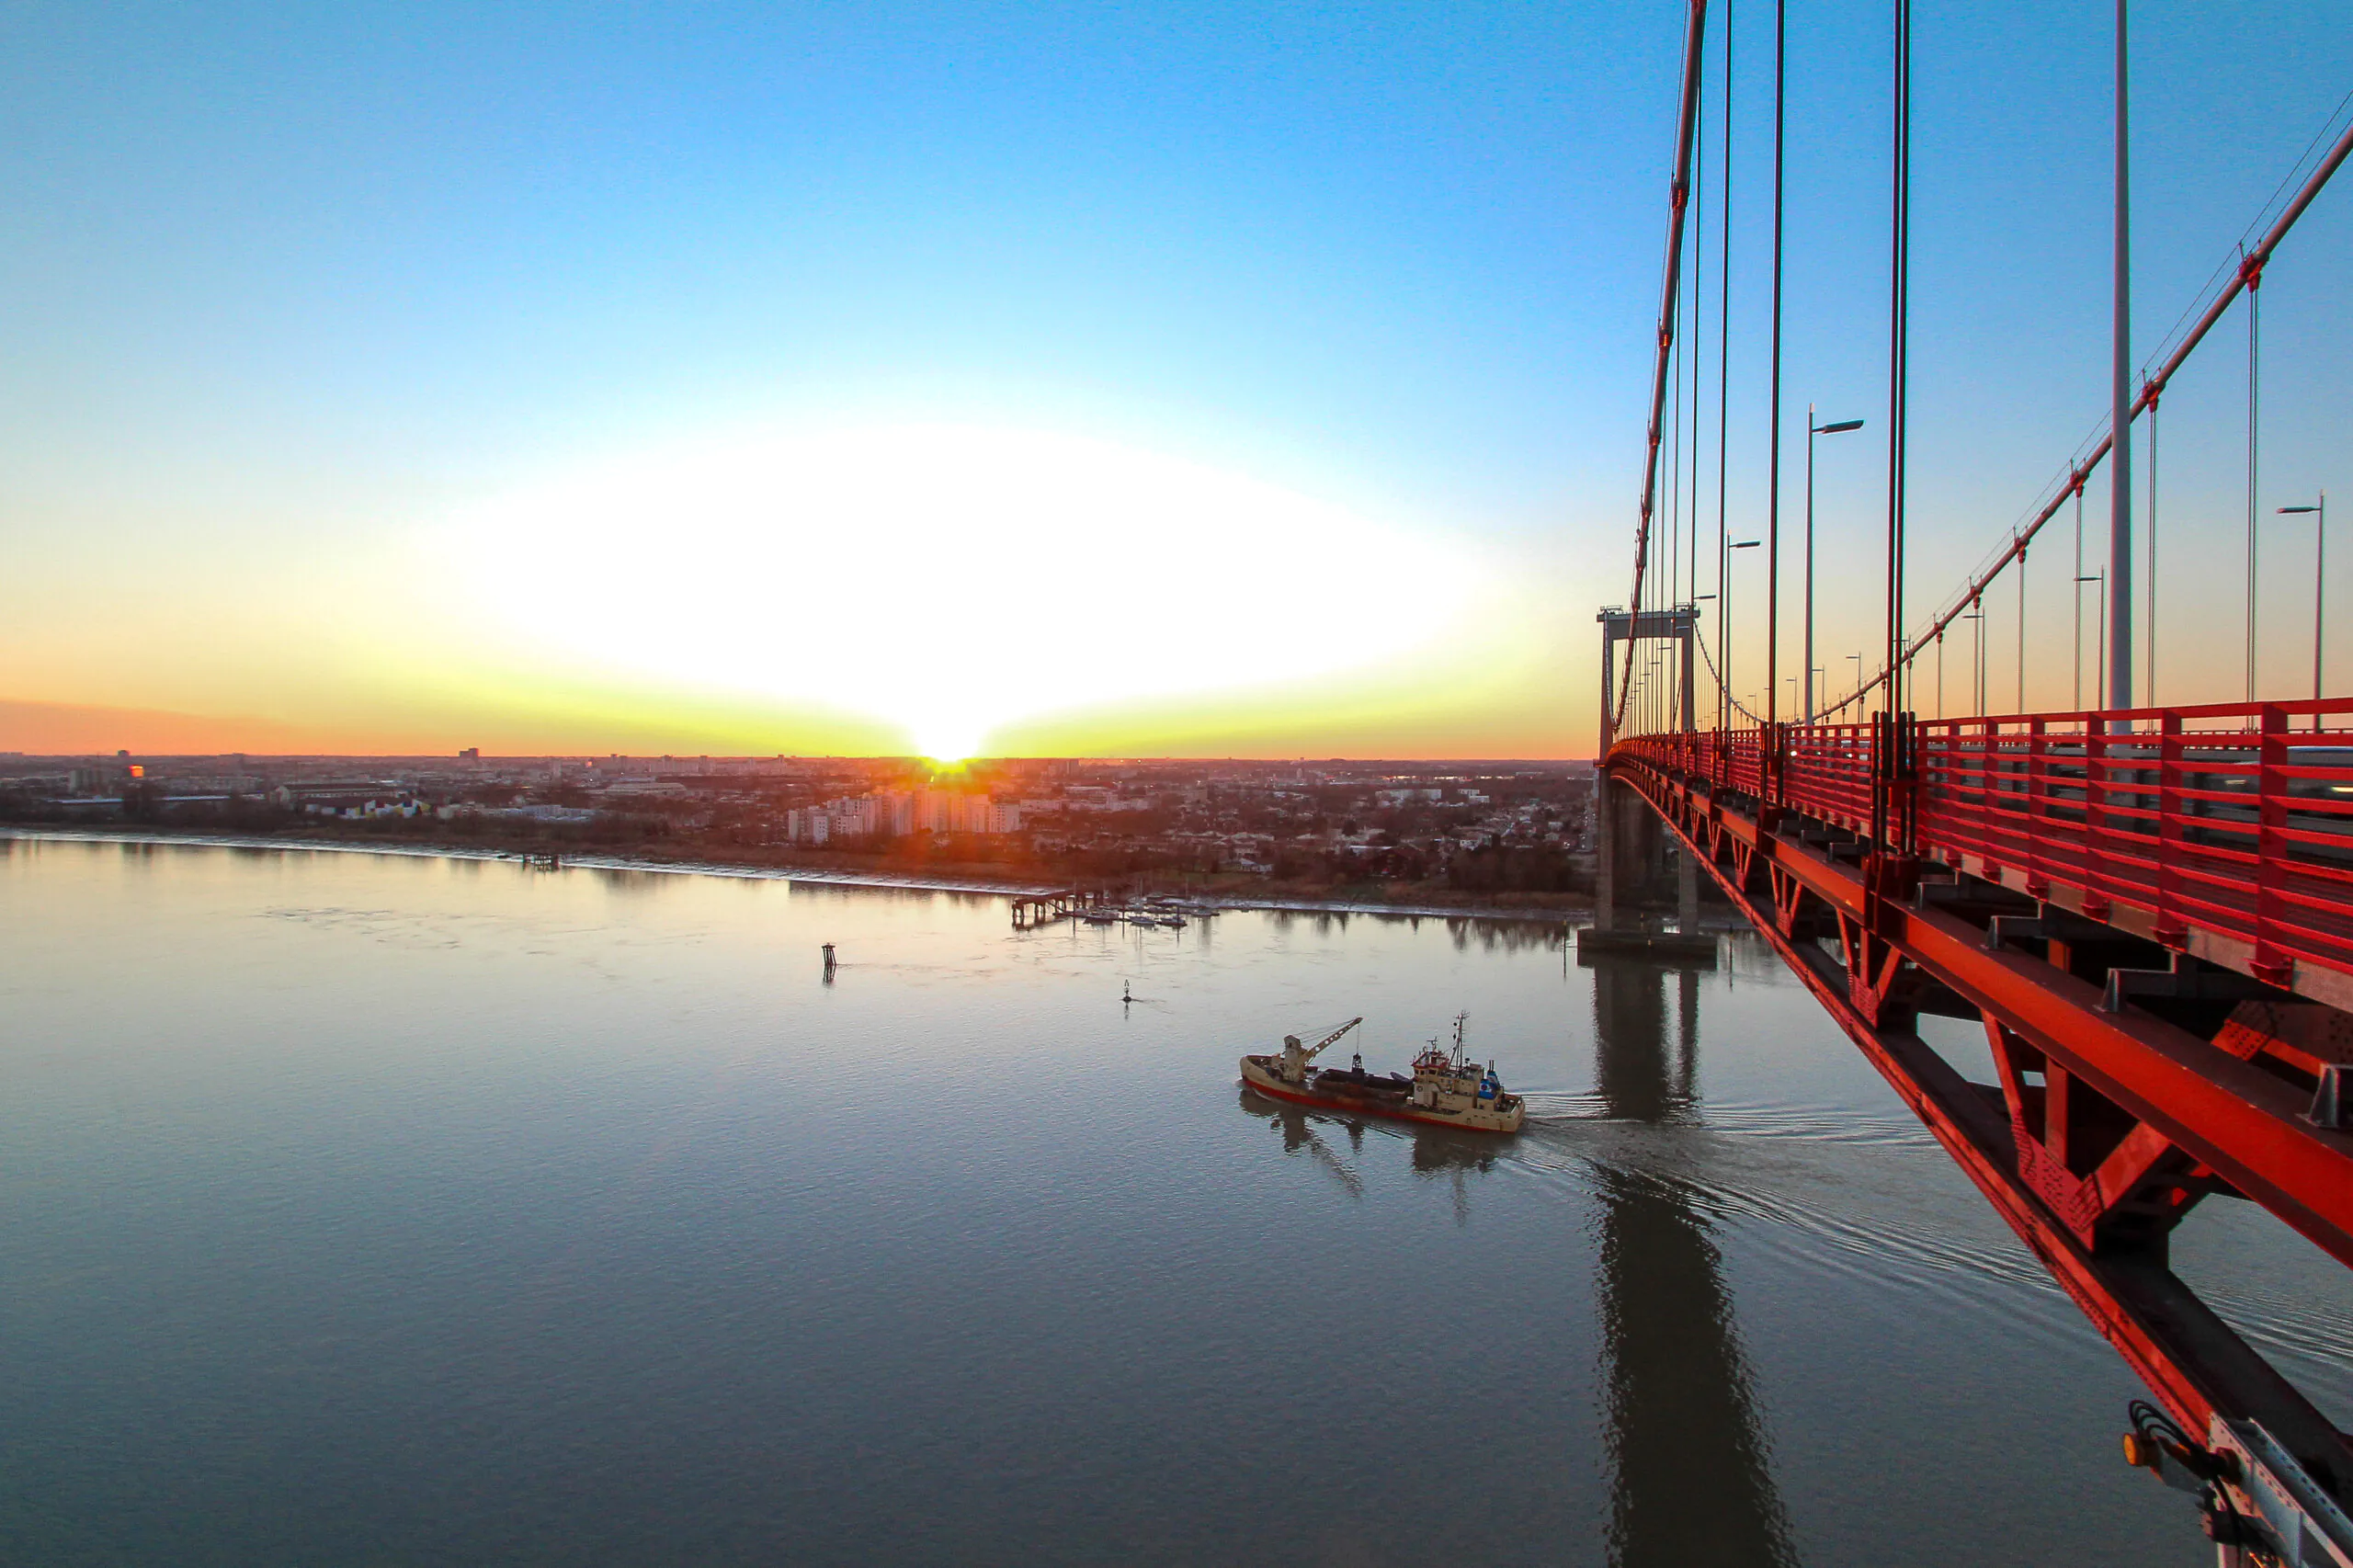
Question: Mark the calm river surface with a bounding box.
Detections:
[6,835,2350,1565]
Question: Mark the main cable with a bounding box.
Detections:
[1617,0,1712,739]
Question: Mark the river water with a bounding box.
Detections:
[6,835,2349,1565]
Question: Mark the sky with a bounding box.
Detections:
[1,1,2347,759]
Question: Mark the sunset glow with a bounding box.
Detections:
[0,5,2344,763]
[443,424,1480,759]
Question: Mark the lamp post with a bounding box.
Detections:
[2279,494,2326,727]
[1847,651,1864,720]
[2078,573,2107,717]
[1805,409,1866,723]
[1726,540,1760,725]
[1963,608,1985,717]
[1696,590,1720,729]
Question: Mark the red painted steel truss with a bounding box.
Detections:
[1608,704,2353,1504]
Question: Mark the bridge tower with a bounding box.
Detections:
[1596,606,1702,934]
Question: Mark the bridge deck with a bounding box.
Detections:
[1608,699,2353,1505]
[1622,698,2353,1009]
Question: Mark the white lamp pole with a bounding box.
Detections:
[1805,409,1865,723]
[2279,493,2327,728]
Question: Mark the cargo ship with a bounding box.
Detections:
[1239,1014,1525,1133]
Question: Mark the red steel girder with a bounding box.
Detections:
[1619,702,2353,1014]
[1609,754,2353,1490]
[1984,1023,2211,1252]
[1616,756,2353,1272]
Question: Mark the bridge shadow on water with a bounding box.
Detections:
[1589,958,1797,1568]
[1236,955,1799,1565]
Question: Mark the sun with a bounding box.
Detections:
[446,421,1476,750]
[914,721,984,764]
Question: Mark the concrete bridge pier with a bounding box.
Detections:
[1596,771,1620,932]
[1593,767,1701,937]
[1595,770,1658,934]
[1677,835,1699,934]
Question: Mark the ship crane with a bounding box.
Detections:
[1277,1017,1363,1084]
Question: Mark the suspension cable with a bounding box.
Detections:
[1884,0,1911,740]
[1716,0,1734,733]
[1615,0,1713,738]
[2246,258,2261,702]
[2074,483,2086,710]
[2146,388,2159,705]
[1696,619,1768,724]
[1861,108,2353,709]
[1694,18,1715,729]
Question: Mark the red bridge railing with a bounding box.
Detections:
[1610,699,2353,995]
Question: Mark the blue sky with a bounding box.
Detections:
[1,2,2346,755]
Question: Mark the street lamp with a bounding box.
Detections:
[2077,573,2107,717]
[1722,540,1760,729]
[1805,409,1866,724]
[1962,608,1986,717]
[2279,493,2327,726]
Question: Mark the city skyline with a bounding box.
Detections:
[2,2,2347,758]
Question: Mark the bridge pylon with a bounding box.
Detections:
[1597,604,1700,756]
[1596,605,1703,936]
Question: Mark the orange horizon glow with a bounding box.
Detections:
[0,696,1596,763]
[4,421,1600,765]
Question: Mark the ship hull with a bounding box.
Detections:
[1239,1055,1523,1134]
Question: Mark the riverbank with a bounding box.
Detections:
[0,824,1598,924]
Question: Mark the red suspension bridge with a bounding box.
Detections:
[1597,3,2353,1560]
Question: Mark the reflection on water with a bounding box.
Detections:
[1257,905,1571,954]
[1591,960,1699,1125]
[1237,1088,1504,1220]
[1591,960,1797,1566]
[587,866,670,896]
[1226,957,1808,1567]
[7,835,2338,1565]
[1239,1088,1366,1199]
